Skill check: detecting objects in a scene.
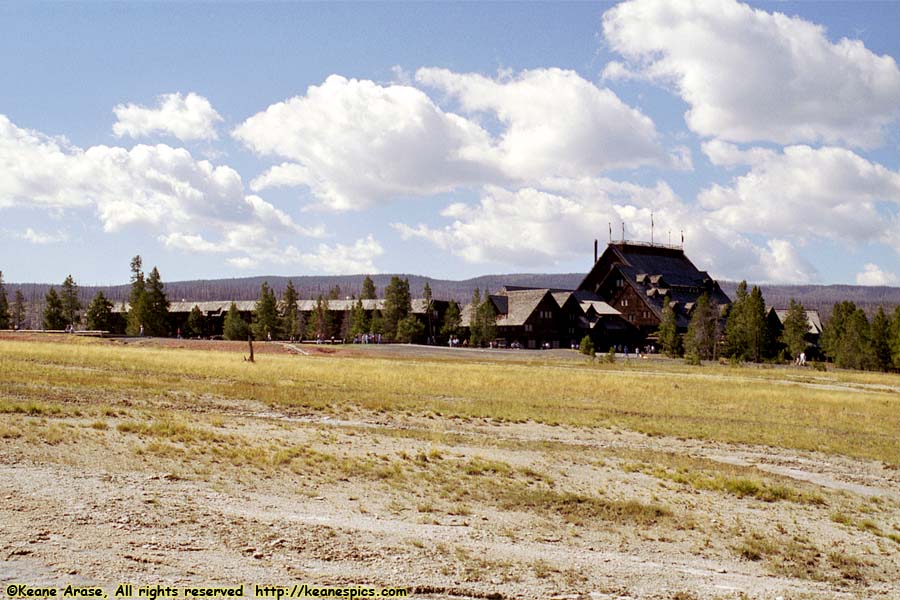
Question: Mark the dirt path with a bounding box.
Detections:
[2,406,898,599]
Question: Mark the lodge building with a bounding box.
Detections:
[463,241,732,350]
[112,241,730,349]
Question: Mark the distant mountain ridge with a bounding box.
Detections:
[9,273,900,321]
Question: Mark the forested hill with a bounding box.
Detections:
[9,274,900,320]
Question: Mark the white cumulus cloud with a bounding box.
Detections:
[393,177,818,284]
[234,69,676,211]
[113,92,223,142]
[602,0,900,147]
[234,75,498,211]
[415,67,675,177]
[856,263,898,286]
[699,141,900,248]
[0,114,345,271]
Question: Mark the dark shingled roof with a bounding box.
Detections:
[495,289,551,327]
[579,242,731,328]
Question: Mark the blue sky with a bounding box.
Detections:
[2,1,900,287]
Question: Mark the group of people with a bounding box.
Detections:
[353,333,383,344]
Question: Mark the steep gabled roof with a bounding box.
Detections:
[769,308,823,335]
[495,289,553,327]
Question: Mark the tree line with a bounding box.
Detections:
[653,280,900,371]
[1,258,466,345]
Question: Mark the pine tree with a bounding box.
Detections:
[746,286,769,362]
[469,288,482,347]
[280,280,300,340]
[328,285,341,301]
[126,255,147,336]
[835,308,876,370]
[656,294,681,357]
[361,275,377,300]
[60,274,82,326]
[307,295,332,340]
[144,267,170,336]
[186,305,205,337]
[684,293,717,362]
[223,302,251,340]
[725,281,750,359]
[478,292,497,345]
[253,281,280,340]
[891,305,900,371]
[579,335,595,356]
[43,287,67,330]
[870,307,892,371]
[0,271,9,329]
[349,298,368,338]
[422,282,434,344]
[441,300,461,340]
[369,310,383,335]
[821,301,855,363]
[85,291,114,331]
[382,276,411,341]
[11,290,26,329]
[396,315,424,343]
[780,299,809,360]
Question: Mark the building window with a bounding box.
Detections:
[524,324,533,332]
[616,279,624,287]
[621,299,629,307]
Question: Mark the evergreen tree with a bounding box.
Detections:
[186,305,205,337]
[11,290,26,329]
[684,293,717,362]
[835,308,876,370]
[253,281,280,340]
[349,298,368,338]
[369,310,383,336]
[280,280,301,340]
[579,335,595,356]
[143,267,170,336]
[361,275,377,300]
[60,274,81,326]
[780,299,810,360]
[126,255,148,336]
[307,295,333,340]
[478,292,498,345]
[870,307,892,371]
[0,271,9,329]
[725,281,750,359]
[328,285,342,300]
[422,282,434,344]
[440,300,462,340]
[223,302,251,340]
[821,301,855,362]
[84,291,114,331]
[746,286,769,362]
[396,314,424,343]
[469,288,482,347]
[656,294,681,357]
[43,287,67,330]
[891,305,900,371]
[382,276,411,340]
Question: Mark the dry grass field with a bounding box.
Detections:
[1,333,898,599]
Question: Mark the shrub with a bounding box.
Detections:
[579,335,595,356]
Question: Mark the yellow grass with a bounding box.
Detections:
[1,338,899,465]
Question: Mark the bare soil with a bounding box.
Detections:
[1,338,898,599]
